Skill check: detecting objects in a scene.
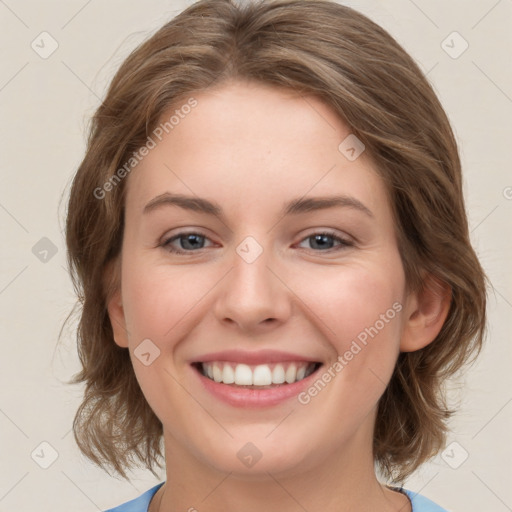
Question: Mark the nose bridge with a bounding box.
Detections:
[213,235,291,330]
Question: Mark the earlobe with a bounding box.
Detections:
[107,289,129,348]
[400,274,452,353]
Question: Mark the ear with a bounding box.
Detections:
[400,273,452,352]
[104,260,129,348]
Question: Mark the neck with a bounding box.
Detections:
[151,429,411,512]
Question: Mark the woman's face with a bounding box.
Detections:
[109,80,415,477]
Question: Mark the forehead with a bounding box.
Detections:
[125,81,389,222]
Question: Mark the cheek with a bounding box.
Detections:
[293,269,404,421]
[295,259,405,395]
[297,262,404,343]
[121,259,214,341]
[121,248,405,351]
[118,261,206,420]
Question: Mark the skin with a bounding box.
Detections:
[108,80,451,512]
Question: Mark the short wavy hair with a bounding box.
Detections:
[65,0,488,482]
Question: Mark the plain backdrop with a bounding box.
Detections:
[0,1,511,511]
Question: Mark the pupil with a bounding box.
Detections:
[183,234,203,249]
[313,234,332,249]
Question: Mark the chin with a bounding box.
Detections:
[190,432,315,479]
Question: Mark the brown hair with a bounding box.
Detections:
[65,0,488,482]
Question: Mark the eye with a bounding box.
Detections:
[160,230,353,255]
[161,231,214,254]
[296,231,353,252]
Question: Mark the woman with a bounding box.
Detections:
[65,1,488,510]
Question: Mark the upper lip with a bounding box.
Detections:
[191,349,321,365]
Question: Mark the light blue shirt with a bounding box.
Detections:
[104,482,448,511]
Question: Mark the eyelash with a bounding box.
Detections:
[160,230,354,255]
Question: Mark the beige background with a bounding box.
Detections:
[0,1,511,511]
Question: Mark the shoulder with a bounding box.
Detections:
[102,483,448,512]
[103,483,164,512]
[402,488,450,512]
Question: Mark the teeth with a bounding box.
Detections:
[201,361,318,386]
[272,364,286,384]
[253,365,272,385]
[234,364,253,385]
[222,364,235,384]
[285,363,297,383]
[212,364,222,382]
[296,365,306,381]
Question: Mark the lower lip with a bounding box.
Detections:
[193,364,322,408]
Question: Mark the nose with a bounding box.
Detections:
[212,241,292,333]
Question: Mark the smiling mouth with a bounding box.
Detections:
[192,361,322,388]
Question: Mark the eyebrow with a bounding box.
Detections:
[143,192,374,219]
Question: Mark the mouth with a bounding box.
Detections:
[192,361,322,389]
[189,349,325,407]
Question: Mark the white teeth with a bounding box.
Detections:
[234,363,253,385]
[296,366,306,381]
[285,363,297,384]
[222,364,235,384]
[272,364,286,384]
[253,365,272,386]
[200,361,318,386]
[212,364,222,382]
